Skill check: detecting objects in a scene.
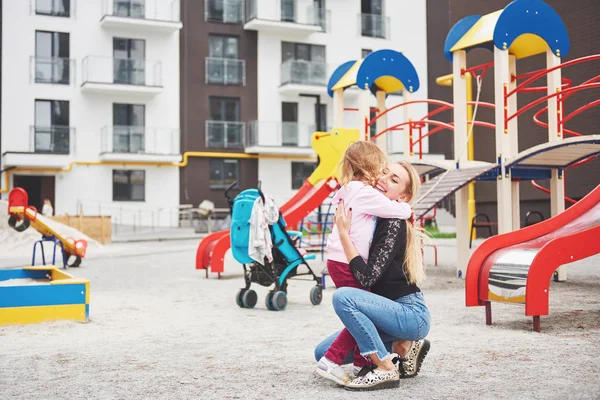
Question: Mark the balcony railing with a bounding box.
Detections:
[359,13,389,39]
[281,60,327,86]
[205,58,246,86]
[31,0,73,17]
[205,121,245,149]
[29,125,74,154]
[244,0,329,31]
[100,126,179,155]
[246,121,316,148]
[102,0,181,22]
[82,56,162,87]
[30,56,75,85]
[205,0,242,23]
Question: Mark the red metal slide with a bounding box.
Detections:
[465,184,600,332]
[196,177,338,278]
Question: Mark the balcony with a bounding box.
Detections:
[205,58,246,86]
[100,126,180,163]
[205,0,243,24]
[279,59,330,95]
[30,56,75,85]
[245,121,316,155]
[100,0,182,35]
[81,56,163,97]
[2,126,75,168]
[358,13,389,39]
[244,0,329,35]
[205,121,245,149]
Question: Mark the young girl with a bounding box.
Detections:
[316,141,413,385]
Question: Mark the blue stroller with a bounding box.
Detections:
[227,183,323,311]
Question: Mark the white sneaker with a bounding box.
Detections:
[315,357,349,385]
[345,365,400,391]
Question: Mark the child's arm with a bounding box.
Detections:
[353,185,412,219]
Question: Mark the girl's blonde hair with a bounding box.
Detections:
[395,161,427,285]
[339,141,387,186]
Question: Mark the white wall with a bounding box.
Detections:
[1,0,181,225]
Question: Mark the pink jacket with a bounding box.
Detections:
[326,181,412,264]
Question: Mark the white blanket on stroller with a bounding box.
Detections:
[249,195,279,265]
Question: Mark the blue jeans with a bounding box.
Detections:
[315,288,430,363]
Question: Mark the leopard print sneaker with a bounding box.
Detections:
[397,339,431,378]
[344,365,400,391]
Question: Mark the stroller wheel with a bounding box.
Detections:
[265,292,275,311]
[272,291,287,311]
[242,289,258,309]
[310,286,323,305]
[236,289,246,308]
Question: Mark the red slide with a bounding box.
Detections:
[196,177,338,277]
[465,184,600,331]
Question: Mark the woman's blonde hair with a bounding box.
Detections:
[395,161,427,285]
[339,141,387,186]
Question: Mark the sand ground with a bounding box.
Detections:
[1,239,599,400]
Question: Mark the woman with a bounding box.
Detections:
[314,161,431,391]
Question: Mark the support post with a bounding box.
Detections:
[494,47,513,234]
[465,73,477,240]
[375,90,388,153]
[333,89,344,128]
[546,48,567,281]
[358,84,370,141]
[508,55,521,231]
[452,50,469,279]
[402,90,412,159]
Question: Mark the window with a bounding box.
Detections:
[209,159,239,189]
[207,97,243,148]
[315,103,327,132]
[282,102,298,146]
[205,0,242,23]
[34,100,70,154]
[36,0,70,17]
[113,0,145,18]
[362,49,372,58]
[113,104,145,153]
[369,107,377,138]
[207,35,243,85]
[292,162,317,190]
[35,31,70,84]
[281,42,325,63]
[113,170,145,201]
[361,0,385,38]
[281,0,295,22]
[281,42,326,86]
[113,38,145,85]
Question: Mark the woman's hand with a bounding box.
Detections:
[334,199,353,236]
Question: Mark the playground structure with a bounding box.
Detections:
[7,187,88,268]
[0,266,90,326]
[322,0,600,328]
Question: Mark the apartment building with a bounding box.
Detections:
[179,0,258,209]
[1,0,182,226]
[181,0,429,208]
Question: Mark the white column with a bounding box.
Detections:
[333,89,344,129]
[358,84,370,141]
[509,55,520,231]
[546,48,567,281]
[494,47,513,234]
[452,50,469,279]
[375,90,388,154]
[402,90,412,159]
